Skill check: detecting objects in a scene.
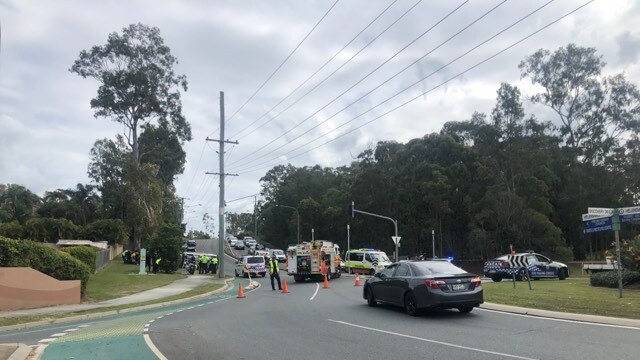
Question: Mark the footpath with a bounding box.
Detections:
[0,274,219,319]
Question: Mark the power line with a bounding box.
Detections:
[229,0,401,139]
[226,0,340,123]
[181,141,207,196]
[228,0,470,167]
[235,0,593,175]
[233,0,512,170]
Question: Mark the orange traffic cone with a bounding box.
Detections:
[237,283,246,298]
[323,274,330,289]
[354,274,361,287]
[282,279,289,294]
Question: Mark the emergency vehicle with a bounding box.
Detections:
[344,248,392,275]
[286,240,342,282]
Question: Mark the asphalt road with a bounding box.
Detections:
[149,274,639,360]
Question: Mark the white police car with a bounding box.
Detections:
[484,252,569,282]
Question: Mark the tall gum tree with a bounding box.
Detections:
[70,23,191,163]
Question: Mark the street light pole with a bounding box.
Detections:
[312,228,315,241]
[431,229,435,259]
[347,224,351,274]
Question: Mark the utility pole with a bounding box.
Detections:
[347,224,351,274]
[254,195,258,237]
[431,229,435,259]
[206,91,238,279]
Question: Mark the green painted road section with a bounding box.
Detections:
[40,279,248,360]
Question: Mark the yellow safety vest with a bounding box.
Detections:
[269,259,279,273]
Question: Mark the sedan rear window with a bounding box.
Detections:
[246,257,264,264]
[411,261,467,276]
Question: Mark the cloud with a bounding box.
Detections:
[1,0,639,231]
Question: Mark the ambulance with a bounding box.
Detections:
[344,248,392,275]
[286,240,341,282]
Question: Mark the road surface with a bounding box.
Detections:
[1,239,637,359]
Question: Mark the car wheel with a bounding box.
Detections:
[517,269,529,282]
[404,292,419,316]
[458,306,473,314]
[366,287,377,307]
[261,273,266,278]
[369,268,375,276]
[490,276,502,282]
[558,269,567,280]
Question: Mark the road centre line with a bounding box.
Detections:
[327,319,538,360]
[476,308,640,330]
[310,283,320,301]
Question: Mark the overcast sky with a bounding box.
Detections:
[1,0,639,233]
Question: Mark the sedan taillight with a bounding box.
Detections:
[425,279,446,289]
[470,276,482,288]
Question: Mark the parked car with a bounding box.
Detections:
[234,241,245,250]
[254,250,269,258]
[244,238,257,248]
[483,252,569,282]
[235,255,267,278]
[363,260,483,316]
[228,238,238,247]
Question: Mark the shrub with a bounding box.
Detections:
[61,246,97,273]
[0,221,24,239]
[149,224,183,273]
[590,270,640,288]
[0,236,91,294]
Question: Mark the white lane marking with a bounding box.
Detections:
[144,334,168,360]
[38,338,56,343]
[328,319,538,360]
[50,333,66,337]
[78,324,89,328]
[477,308,640,330]
[149,320,155,323]
[310,283,320,301]
[64,328,78,332]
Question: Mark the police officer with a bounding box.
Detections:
[269,255,282,291]
[153,257,161,274]
[199,254,209,274]
[211,256,219,274]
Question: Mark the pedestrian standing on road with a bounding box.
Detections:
[153,257,161,274]
[269,255,282,291]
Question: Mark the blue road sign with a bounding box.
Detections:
[621,213,640,223]
[583,216,613,234]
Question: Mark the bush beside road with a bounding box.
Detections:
[483,278,640,319]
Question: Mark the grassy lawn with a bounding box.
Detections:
[0,283,225,328]
[83,259,186,302]
[483,278,640,319]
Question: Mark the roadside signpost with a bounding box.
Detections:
[582,205,640,298]
[508,254,532,290]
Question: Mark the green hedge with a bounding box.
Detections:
[0,236,91,295]
[61,246,97,273]
[590,270,640,288]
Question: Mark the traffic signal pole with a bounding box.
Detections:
[350,201,400,262]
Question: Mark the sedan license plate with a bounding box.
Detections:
[452,284,466,291]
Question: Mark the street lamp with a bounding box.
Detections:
[275,204,300,244]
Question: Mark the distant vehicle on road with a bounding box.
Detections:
[235,255,267,278]
[269,249,286,263]
[228,238,238,247]
[483,252,569,282]
[286,241,341,282]
[186,239,197,251]
[364,260,483,316]
[234,241,245,250]
[254,250,269,258]
[244,238,257,248]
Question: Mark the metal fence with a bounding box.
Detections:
[95,248,111,273]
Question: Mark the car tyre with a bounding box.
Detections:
[558,268,567,280]
[458,306,474,313]
[366,287,377,307]
[490,276,502,282]
[369,268,375,276]
[404,292,419,316]
[261,273,266,278]
[517,269,529,282]
[294,275,305,283]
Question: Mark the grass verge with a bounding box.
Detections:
[83,259,186,302]
[483,278,640,319]
[0,283,225,328]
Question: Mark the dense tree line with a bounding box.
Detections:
[256,44,640,261]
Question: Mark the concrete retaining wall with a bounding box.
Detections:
[0,267,81,311]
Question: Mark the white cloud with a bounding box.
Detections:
[1,0,639,232]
